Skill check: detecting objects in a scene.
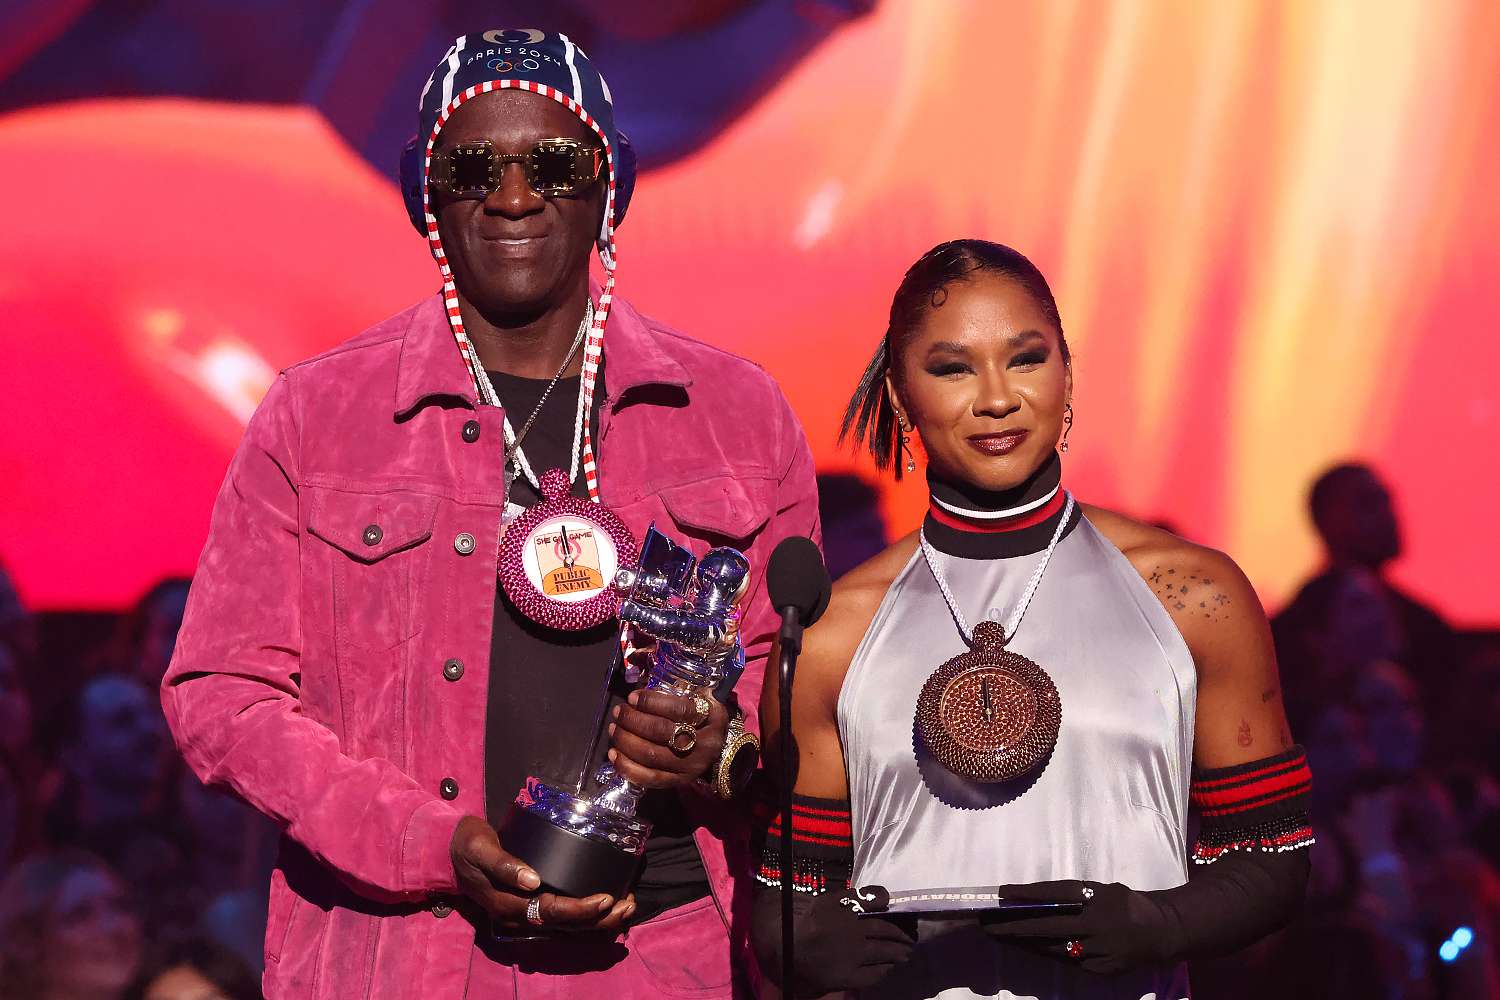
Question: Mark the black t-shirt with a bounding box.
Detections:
[482,367,708,922]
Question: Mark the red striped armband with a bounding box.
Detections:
[751,785,853,895]
[1190,745,1315,865]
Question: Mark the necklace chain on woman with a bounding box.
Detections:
[487,300,593,506]
[919,492,1076,647]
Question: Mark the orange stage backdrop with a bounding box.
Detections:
[2,1,1497,622]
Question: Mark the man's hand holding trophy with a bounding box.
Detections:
[495,521,760,913]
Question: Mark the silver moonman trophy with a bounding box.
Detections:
[496,525,751,899]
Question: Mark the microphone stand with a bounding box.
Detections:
[777,606,805,996]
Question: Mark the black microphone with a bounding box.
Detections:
[765,535,831,994]
[767,535,832,655]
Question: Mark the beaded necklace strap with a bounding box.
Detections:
[919,492,1076,646]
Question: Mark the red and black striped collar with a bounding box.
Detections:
[924,453,1080,558]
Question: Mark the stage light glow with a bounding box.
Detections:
[0,100,433,608]
[1440,925,1475,962]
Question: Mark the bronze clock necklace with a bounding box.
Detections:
[914,491,1074,783]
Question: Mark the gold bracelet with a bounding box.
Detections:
[713,709,760,799]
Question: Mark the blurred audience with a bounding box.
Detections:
[176,768,278,907]
[0,561,40,672]
[0,568,272,994]
[0,849,145,1000]
[91,577,193,688]
[1355,660,1426,776]
[0,458,1493,999]
[200,888,272,979]
[1191,461,1499,998]
[124,937,261,1000]
[0,565,45,872]
[0,639,46,874]
[46,673,175,862]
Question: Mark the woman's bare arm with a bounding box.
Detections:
[1084,505,1292,766]
[752,536,922,994]
[760,534,918,797]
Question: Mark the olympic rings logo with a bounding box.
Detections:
[486,57,540,73]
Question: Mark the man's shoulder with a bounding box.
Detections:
[616,297,781,396]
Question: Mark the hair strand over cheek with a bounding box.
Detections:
[839,335,907,480]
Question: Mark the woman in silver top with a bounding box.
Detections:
[752,241,1312,999]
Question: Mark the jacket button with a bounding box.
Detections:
[440,777,459,800]
[454,532,476,555]
[461,420,481,443]
[431,902,453,918]
[442,658,464,681]
[362,524,383,546]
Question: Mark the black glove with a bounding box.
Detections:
[751,885,918,997]
[981,880,1171,975]
[983,848,1310,975]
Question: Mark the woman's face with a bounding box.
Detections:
[44,867,143,996]
[888,275,1070,491]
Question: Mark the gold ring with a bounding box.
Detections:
[669,722,698,754]
[689,694,712,727]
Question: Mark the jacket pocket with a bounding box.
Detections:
[306,488,438,652]
[658,473,774,543]
[264,868,298,965]
[625,895,733,997]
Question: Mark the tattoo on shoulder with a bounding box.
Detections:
[1147,564,1231,623]
[1237,719,1253,748]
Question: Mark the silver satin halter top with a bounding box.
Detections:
[838,512,1197,1000]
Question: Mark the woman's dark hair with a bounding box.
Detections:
[840,239,1069,479]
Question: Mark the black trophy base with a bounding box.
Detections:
[498,803,644,900]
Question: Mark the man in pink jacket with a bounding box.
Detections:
[162,28,818,998]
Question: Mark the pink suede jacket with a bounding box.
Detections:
[162,292,819,997]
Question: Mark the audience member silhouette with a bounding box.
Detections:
[1274,463,1458,713]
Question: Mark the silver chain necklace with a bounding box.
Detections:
[494,301,592,509]
[919,492,1076,646]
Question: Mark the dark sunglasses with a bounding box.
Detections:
[429,138,603,199]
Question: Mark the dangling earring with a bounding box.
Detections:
[1060,404,1074,453]
[897,413,918,474]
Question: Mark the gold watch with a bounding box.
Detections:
[713,709,760,799]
